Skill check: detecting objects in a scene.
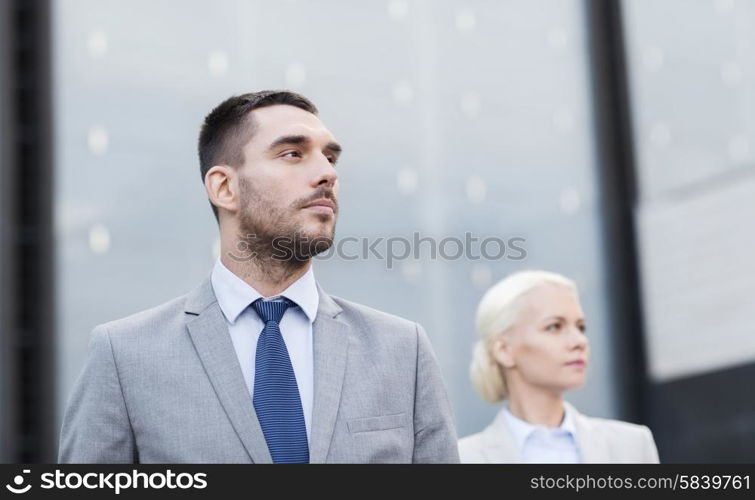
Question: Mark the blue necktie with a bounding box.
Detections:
[251,298,309,463]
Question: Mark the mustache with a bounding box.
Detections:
[299,188,338,213]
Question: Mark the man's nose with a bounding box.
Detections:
[313,153,338,187]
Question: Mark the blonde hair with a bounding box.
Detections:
[470,270,577,403]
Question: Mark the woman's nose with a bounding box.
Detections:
[569,327,588,349]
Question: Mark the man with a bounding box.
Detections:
[59,90,459,463]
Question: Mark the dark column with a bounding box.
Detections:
[584,0,649,426]
[2,0,56,463]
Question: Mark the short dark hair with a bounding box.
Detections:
[198,90,319,221]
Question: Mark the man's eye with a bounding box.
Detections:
[326,156,337,165]
[282,151,302,159]
[546,323,562,331]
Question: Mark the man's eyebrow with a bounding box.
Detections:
[324,141,343,155]
[267,135,310,151]
[267,135,342,156]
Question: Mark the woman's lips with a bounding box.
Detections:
[565,360,586,368]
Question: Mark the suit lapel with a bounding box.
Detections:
[308,285,350,464]
[481,410,520,463]
[567,402,610,463]
[184,279,272,464]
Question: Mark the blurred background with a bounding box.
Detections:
[1,0,754,463]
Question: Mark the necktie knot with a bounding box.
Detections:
[251,298,292,324]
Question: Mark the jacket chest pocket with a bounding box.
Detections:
[347,413,409,434]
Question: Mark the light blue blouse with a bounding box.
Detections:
[502,405,581,463]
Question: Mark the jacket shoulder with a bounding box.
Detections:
[582,415,658,462]
[96,292,189,338]
[586,415,653,437]
[329,295,418,331]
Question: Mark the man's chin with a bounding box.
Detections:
[299,219,336,240]
[301,233,334,250]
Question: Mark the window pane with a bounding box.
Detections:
[624,0,755,382]
[54,0,619,441]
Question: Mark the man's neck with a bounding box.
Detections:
[220,252,311,298]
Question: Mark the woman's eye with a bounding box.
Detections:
[547,323,561,331]
[578,324,587,333]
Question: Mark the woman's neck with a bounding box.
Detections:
[506,386,565,428]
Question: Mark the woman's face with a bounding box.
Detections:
[492,283,589,395]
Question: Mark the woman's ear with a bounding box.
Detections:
[205,165,239,214]
[491,336,516,369]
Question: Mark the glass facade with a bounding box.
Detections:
[53,0,621,440]
[623,0,755,382]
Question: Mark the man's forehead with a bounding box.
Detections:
[251,104,333,141]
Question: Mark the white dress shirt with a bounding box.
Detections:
[210,258,318,443]
[502,405,581,463]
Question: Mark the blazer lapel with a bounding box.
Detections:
[184,279,272,464]
[308,285,350,464]
[481,410,520,463]
[567,402,610,463]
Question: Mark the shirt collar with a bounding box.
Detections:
[502,403,577,452]
[210,258,319,325]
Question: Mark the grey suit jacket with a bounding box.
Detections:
[458,402,659,463]
[59,278,459,463]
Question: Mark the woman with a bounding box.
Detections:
[458,270,659,463]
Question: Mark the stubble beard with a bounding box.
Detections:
[235,177,336,279]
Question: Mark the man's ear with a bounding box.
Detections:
[491,336,516,369]
[205,165,239,215]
